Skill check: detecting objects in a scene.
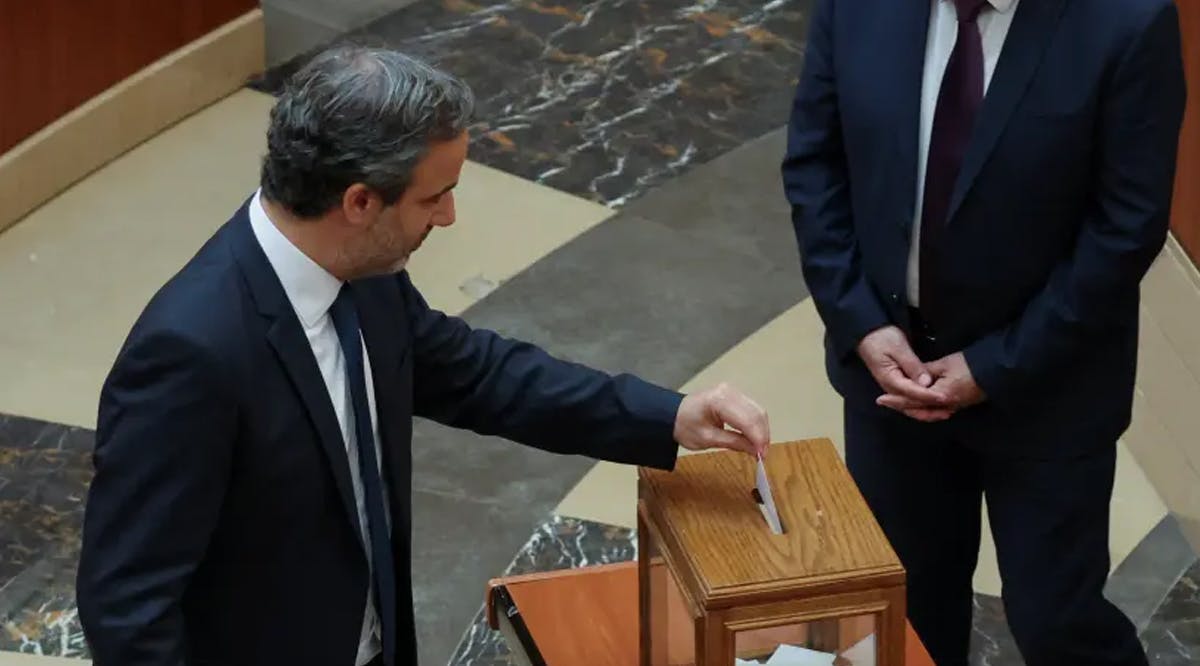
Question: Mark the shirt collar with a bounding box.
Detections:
[248,189,343,328]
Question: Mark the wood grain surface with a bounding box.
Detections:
[497,562,641,665]
[639,440,904,609]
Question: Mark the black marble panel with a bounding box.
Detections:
[0,414,92,657]
[1141,561,1200,666]
[970,595,1023,666]
[252,0,814,207]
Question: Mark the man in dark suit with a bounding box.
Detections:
[77,46,771,666]
[782,0,1185,664]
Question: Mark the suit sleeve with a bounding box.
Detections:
[963,4,1187,406]
[781,0,891,360]
[77,330,235,666]
[399,273,681,470]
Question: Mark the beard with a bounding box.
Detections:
[390,228,432,271]
[387,228,431,271]
[362,244,411,277]
[339,228,416,279]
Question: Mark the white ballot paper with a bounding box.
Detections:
[765,644,838,665]
[733,645,837,666]
[755,454,784,535]
[841,633,876,664]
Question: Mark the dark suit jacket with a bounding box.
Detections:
[76,202,683,665]
[782,0,1187,455]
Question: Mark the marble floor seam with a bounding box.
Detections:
[409,484,508,508]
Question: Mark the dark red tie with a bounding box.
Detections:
[919,0,989,323]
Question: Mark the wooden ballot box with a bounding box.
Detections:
[637,439,907,665]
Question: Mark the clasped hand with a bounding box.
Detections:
[857,326,985,422]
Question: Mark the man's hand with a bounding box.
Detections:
[928,352,986,407]
[877,351,985,420]
[674,383,770,458]
[858,326,951,421]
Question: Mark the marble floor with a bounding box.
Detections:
[3,0,1200,665]
[251,0,813,207]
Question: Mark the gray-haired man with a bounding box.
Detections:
[76,46,770,666]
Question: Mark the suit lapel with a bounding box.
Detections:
[893,0,934,233]
[265,318,362,534]
[228,209,363,536]
[948,0,1067,222]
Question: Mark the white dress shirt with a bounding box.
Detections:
[249,190,388,666]
[907,0,1019,306]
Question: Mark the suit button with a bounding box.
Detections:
[890,293,900,302]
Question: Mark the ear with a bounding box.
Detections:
[341,183,381,227]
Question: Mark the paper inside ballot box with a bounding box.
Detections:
[745,634,876,665]
[651,564,880,663]
[734,633,875,665]
[736,644,835,665]
[638,438,902,596]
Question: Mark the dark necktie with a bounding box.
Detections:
[919,0,989,323]
[329,285,397,666]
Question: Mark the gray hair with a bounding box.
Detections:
[260,45,475,218]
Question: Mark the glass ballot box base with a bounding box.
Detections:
[485,562,933,666]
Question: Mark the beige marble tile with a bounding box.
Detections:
[1136,307,1200,479]
[676,300,845,448]
[1108,442,1170,568]
[1124,250,1200,553]
[974,503,1001,596]
[0,653,87,665]
[1142,240,1200,384]
[553,458,640,529]
[0,88,611,429]
[1125,387,1200,554]
[405,160,612,317]
[0,89,276,428]
[1135,244,1200,510]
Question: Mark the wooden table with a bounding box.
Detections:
[486,561,934,665]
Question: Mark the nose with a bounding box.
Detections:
[435,192,456,227]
